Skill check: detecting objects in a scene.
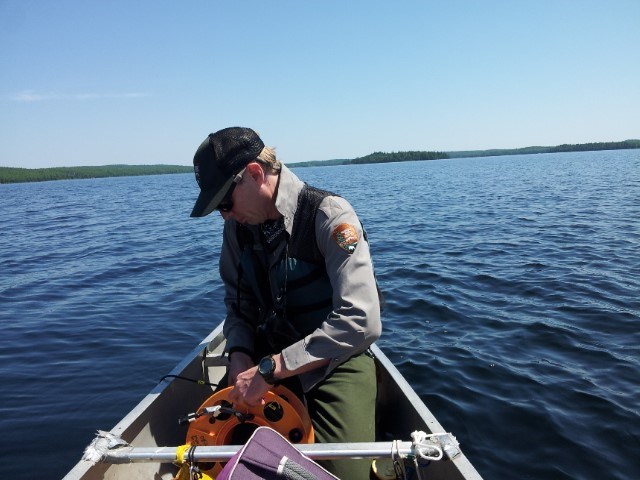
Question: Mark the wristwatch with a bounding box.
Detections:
[258,355,277,385]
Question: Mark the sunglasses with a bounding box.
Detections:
[216,168,246,213]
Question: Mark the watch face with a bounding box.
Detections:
[259,356,274,375]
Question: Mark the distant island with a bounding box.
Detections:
[288,150,449,167]
[445,139,640,159]
[1,139,638,184]
[288,139,640,167]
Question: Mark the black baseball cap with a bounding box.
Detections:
[190,127,265,217]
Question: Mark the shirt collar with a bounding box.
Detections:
[274,164,304,236]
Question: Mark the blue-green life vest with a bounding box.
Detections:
[236,185,335,353]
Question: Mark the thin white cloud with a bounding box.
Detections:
[13,91,47,102]
[11,91,151,102]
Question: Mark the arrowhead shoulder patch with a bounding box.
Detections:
[332,223,359,254]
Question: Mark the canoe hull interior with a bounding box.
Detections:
[64,323,482,480]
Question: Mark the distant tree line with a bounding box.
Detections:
[349,150,449,164]
[290,159,351,167]
[549,140,640,152]
[288,151,448,168]
[447,139,640,158]
[0,164,192,184]
[3,140,639,183]
[291,140,640,168]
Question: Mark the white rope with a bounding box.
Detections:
[410,430,444,462]
[82,430,131,463]
[412,430,448,480]
[391,439,407,479]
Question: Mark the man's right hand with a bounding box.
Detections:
[228,350,254,385]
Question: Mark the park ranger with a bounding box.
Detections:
[190,127,382,480]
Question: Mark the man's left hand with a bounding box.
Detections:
[228,366,270,408]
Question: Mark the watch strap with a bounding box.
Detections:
[258,355,277,385]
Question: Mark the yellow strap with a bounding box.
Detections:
[175,444,191,464]
[173,464,190,480]
[174,454,215,480]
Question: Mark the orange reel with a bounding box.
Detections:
[185,385,314,478]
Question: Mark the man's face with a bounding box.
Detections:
[219,163,273,225]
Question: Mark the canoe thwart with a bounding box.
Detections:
[82,429,460,465]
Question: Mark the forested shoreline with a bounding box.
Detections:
[1,140,638,183]
[291,139,640,166]
[446,139,640,159]
[0,164,192,184]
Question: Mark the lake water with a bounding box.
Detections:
[1,150,639,479]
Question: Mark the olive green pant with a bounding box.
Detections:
[306,352,377,480]
[217,352,377,479]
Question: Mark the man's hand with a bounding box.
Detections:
[228,351,254,386]
[228,365,271,408]
[227,352,329,408]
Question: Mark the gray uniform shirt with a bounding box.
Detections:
[220,165,382,391]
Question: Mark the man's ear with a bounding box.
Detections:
[245,162,265,183]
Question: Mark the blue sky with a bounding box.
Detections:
[1,0,638,168]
